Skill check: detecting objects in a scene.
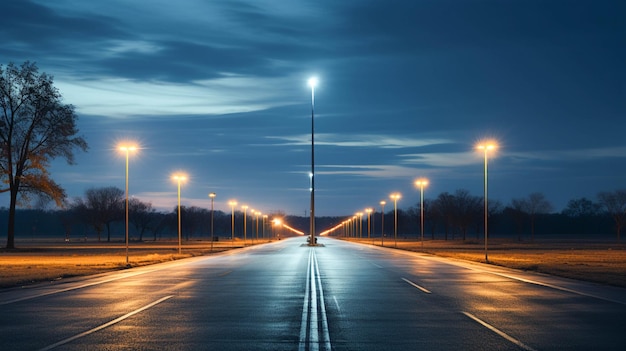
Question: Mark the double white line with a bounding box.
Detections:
[299,248,332,351]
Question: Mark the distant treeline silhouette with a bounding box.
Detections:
[1,187,624,245]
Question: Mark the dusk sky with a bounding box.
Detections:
[1,0,624,217]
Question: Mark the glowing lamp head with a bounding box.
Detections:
[209,192,216,198]
[172,173,187,183]
[476,140,498,152]
[119,144,138,153]
[308,76,318,88]
[380,200,386,206]
[415,178,429,188]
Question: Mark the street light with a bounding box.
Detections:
[380,201,386,246]
[477,141,498,263]
[414,179,428,251]
[255,211,260,242]
[119,144,137,265]
[356,212,363,238]
[308,76,318,246]
[229,200,237,242]
[209,192,216,250]
[172,173,187,254]
[263,214,268,239]
[242,205,248,246]
[390,193,401,248]
[365,208,373,239]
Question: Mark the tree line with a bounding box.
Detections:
[2,186,624,244]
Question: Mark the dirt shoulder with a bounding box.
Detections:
[0,239,264,289]
[344,238,626,288]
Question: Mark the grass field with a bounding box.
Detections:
[347,238,626,288]
[1,237,625,289]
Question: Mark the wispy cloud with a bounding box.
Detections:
[55,74,300,117]
[317,164,421,178]
[267,133,451,149]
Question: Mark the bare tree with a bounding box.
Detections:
[510,193,552,241]
[128,198,155,241]
[84,187,124,242]
[526,192,553,241]
[0,61,88,248]
[453,189,482,241]
[597,190,626,241]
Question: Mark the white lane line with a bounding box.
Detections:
[310,250,319,351]
[298,249,312,351]
[402,278,432,294]
[299,248,332,351]
[313,249,332,351]
[462,312,537,351]
[333,296,341,313]
[37,295,174,351]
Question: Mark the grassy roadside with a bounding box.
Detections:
[1,238,625,289]
[0,240,265,289]
[344,238,626,288]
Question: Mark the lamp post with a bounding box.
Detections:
[415,179,428,251]
[229,200,237,242]
[356,212,363,238]
[172,174,187,254]
[477,141,497,263]
[263,215,268,239]
[209,192,216,250]
[308,76,318,246]
[390,193,401,248]
[119,144,137,265]
[366,208,373,239]
[380,200,386,246]
[255,211,260,242]
[242,205,248,246]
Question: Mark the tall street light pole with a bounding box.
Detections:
[380,201,386,246]
[172,174,187,255]
[415,179,428,251]
[477,141,497,263]
[366,208,373,239]
[390,193,401,248]
[229,200,237,242]
[209,192,216,251]
[308,76,318,246]
[242,205,248,246]
[119,144,137,265]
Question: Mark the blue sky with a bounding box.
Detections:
[1,0,624,216]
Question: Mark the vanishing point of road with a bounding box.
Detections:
[1,237,625,350]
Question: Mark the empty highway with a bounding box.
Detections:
[1,237,625,350]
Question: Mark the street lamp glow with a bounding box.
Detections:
[476,140,498,263]
[118,143,138,265]
[308,76,318,88]
[414,178,429,250]
[172,173,187,254]
[390,193,401,248]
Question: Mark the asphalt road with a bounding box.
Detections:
[1,237,625,350]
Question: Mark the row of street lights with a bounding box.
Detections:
[337,140,497,261]
[118,144,272,263]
